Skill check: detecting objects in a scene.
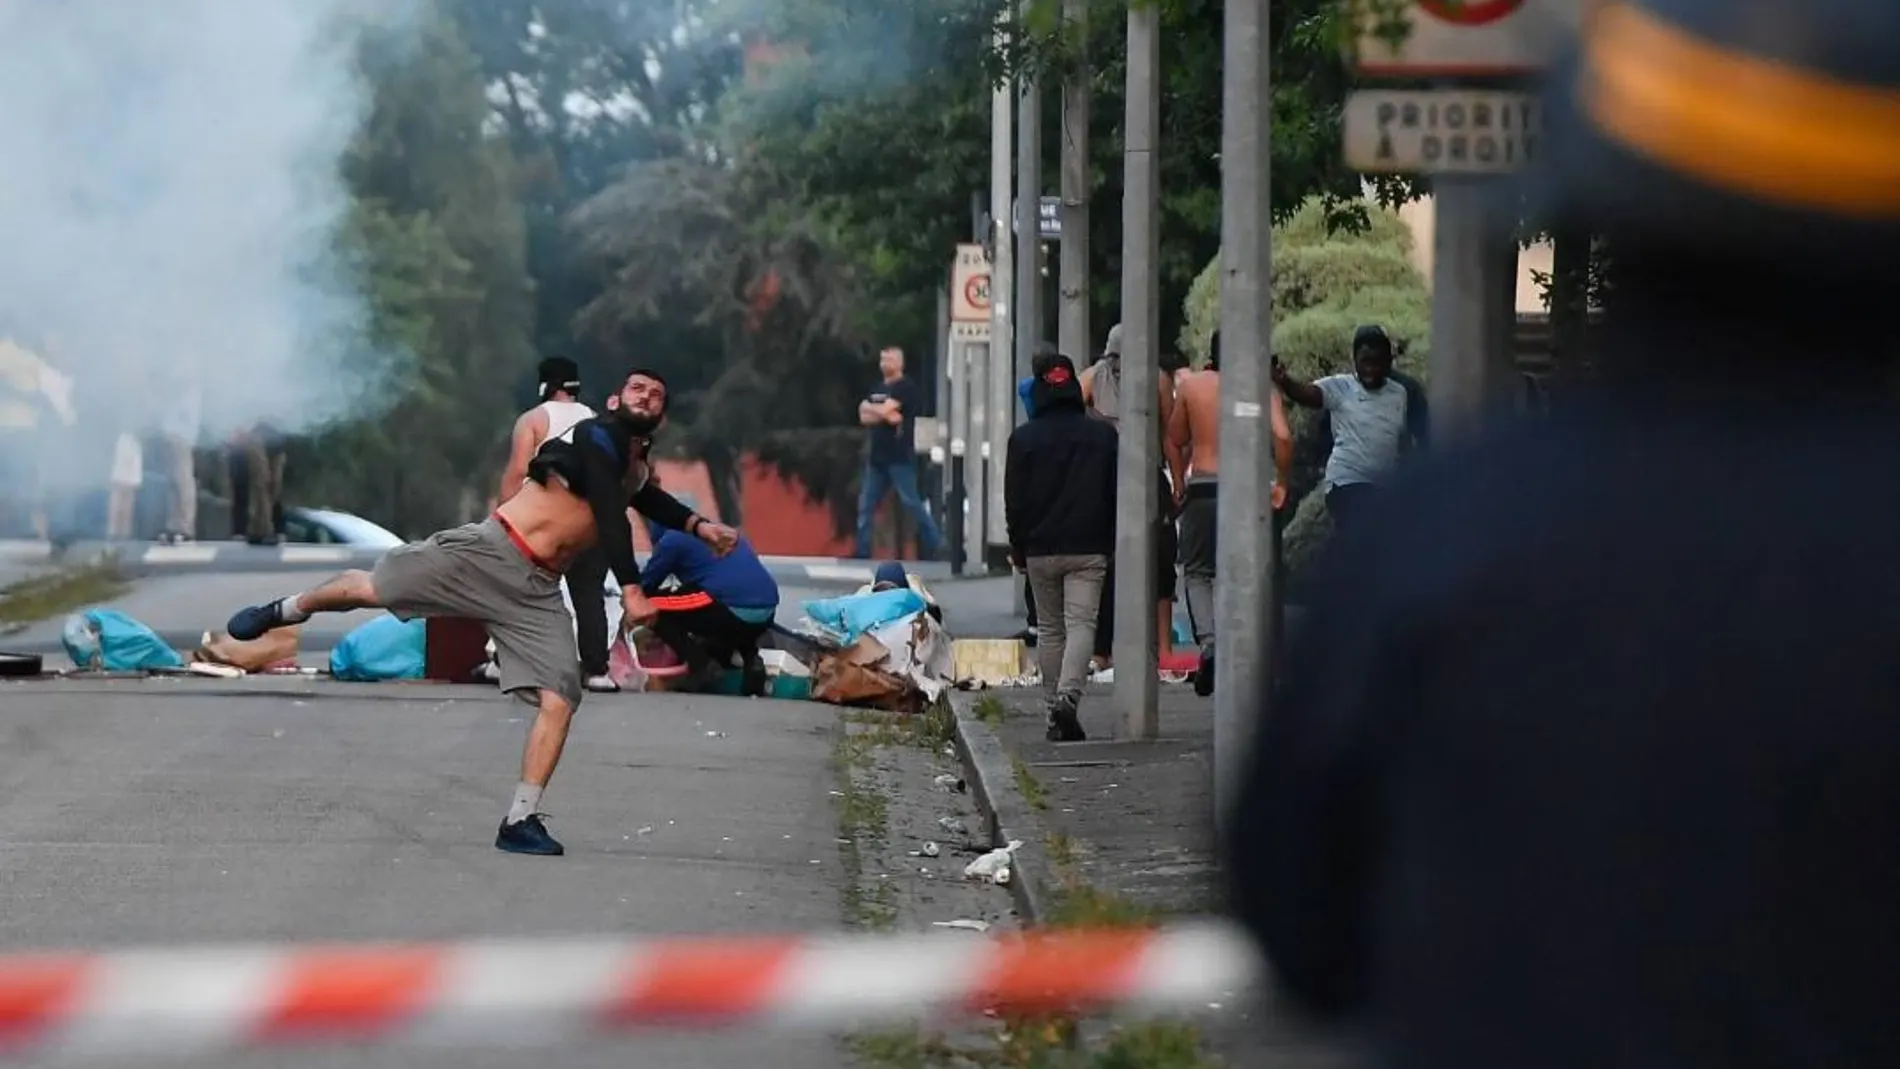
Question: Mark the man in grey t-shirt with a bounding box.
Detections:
[1273,325,1411,541]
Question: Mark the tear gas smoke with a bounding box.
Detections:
[0,1,412,487]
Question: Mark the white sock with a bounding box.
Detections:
[506,783,543,825]
[277,596,311,624]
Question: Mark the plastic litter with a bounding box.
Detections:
[62,610,183,672]
[937,816,968,835]
[963,840,1022,881]
[932,919,991,933]
[932,774,967,793]
[329,614,424,681]
[921,841,940,858]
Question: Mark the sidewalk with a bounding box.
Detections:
[972,683,1221,916]
[949,682,1352,1068]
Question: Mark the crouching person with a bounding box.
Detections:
[641,518,780,696]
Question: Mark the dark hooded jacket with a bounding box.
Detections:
[1004,375,1118,560]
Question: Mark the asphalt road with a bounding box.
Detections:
[0,674,854,1068]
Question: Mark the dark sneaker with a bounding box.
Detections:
[225,600,287,641]
[1194,646,1215,697]
[495,814,564,856]
[740,654,768,697]
[1045,693,1087,742]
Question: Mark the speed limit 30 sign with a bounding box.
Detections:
[951,244,990,323]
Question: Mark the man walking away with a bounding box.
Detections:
[1006,355,1117,743]
[224,369,738,857]
[1011,344,1063,646]
[1273,325,1409,543]
[499,357,617,694]
[854,346,942,560]
[640,517,780,696]
[1169,330,1294,696]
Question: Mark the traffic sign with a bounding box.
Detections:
[950,244,990,323]
[1343,89,1542,174]
[1353,0,1574,77]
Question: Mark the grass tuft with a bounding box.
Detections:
[0,563,126,628]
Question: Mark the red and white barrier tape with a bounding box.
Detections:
[0,922,1256,1057]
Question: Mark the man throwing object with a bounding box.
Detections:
[224,369,737,857]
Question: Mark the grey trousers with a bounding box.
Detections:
[1177,478,1218,648]
[1025,553,1108,699]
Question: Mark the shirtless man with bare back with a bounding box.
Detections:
[222,369,737,857]
[496,357,616,694]
[1167,330,1293,695]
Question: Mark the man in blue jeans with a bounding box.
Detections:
[855,345,942,559]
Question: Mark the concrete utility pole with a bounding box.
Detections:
[1429,176,1519,444]
[1056,0,1090,365]
[1214,0,1274,830]
[1114,0,1160,741]
[986,15,1015,563]
[1014,0,1044,386]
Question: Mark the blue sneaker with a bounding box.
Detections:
[495,814,565,856]
[225,600,287,641]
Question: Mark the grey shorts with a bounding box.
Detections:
[370,518,582,710]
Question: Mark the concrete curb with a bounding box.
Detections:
[947,690,1056,926]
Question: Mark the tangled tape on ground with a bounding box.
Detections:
[0,922,1257,1057]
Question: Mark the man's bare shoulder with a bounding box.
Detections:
[1180,369,1220,397]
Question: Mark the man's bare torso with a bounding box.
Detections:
[495,480,598,570]
[1177,370,1222,478]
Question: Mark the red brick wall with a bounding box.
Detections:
[632,454,916,559]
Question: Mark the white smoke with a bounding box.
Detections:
[0,1,412,485]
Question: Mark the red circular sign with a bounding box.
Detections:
[964,274,990,310]
[1417,0,1522,25]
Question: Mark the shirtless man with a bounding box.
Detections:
[498,357,616,694]
[223,369,737,857]
[1167,330,1293,695]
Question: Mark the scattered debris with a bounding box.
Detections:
[963,840,1022,881]
[932,919,991,933]
[921,841,940,858]
[937,816,968,835]
[932,773,967,793]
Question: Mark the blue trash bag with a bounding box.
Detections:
[801,587,927,644]
[61,609,185,672]
[329,613,426,681]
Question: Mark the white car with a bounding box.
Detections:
[281,507,405,550]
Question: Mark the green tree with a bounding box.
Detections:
[565,152,870,523]
[1180,196,1430,572]
[284,10,536,537]
[448,0,743,392]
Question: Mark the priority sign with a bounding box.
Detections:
[1343,89,1542,174]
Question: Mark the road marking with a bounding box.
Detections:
[802,564,875,583]
[142,545,219,564]
[278,546,356,564]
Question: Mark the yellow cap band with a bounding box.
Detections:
[1581,0,1900,219]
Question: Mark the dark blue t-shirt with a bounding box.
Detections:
[865,376,919,466]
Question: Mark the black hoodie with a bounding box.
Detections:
[1004,380,1118,560]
